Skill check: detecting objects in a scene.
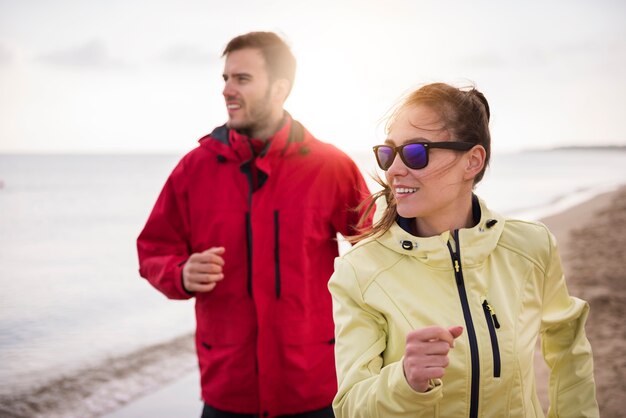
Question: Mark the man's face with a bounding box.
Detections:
[222,48,278,136]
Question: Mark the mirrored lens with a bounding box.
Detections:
[402,143,427,169]
[376,146,395,170]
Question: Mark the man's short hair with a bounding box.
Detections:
[222,31,296,88]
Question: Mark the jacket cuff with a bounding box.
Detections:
[175,262,195,299]
[392,360,443,405]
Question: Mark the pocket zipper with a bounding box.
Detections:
[482,299,501,378]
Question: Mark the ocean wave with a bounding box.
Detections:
[0,333,196,418]
[506,183,622,221]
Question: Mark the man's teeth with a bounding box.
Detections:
[227,104,241,109]
[396,187,417,194]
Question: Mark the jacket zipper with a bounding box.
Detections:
[245,212,253,297]
[447,229,479,418]
[241,149,255,298]
[274,210,281,299]
[482,299,501,378]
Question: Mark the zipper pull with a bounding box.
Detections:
[484,300,501,328]
[454,260,460,273]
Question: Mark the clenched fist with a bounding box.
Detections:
[182,247,225,293]
[403,325,464,392]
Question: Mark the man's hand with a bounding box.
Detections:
[182,247,225,293]
[403,325,464,392]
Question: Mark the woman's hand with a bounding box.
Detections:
[403,325,464,392]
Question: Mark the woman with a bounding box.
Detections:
[328,83,598,417]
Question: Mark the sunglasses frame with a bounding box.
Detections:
[373,140,475,170]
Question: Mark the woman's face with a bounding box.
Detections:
[384,104,472,223]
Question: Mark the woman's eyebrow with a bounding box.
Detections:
[392,137,433,145]
[405,137,433,144]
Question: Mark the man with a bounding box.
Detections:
[137,32,371,418]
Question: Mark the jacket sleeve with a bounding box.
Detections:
[136,160,193,300]
[328,257,444,418]
[331,156,372,238]
[540,230,599,417]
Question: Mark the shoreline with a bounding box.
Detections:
[1,184,623,418]
[508,182,622,222]
[0,334,197,418]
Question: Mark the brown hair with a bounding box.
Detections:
[222,32,296,91]
[351,82,491,243]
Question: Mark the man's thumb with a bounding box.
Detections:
[206,246,225,254]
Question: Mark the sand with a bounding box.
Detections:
[0,334,198,418]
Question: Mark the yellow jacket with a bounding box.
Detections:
[329,197,598,417]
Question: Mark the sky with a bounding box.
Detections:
[1,0,625,155]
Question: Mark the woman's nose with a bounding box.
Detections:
[386,151,408,175]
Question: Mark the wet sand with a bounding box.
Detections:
[0,334,197,418]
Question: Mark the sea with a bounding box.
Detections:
[0,149,625,417]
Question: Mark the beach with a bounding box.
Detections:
[104,186,626,417]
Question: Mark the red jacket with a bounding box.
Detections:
[137,116,371,416]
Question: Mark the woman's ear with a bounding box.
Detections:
[464,145,486,181]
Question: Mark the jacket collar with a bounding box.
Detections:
[376,196,504,268]
[200,113,307,170]
[396,195,483,235]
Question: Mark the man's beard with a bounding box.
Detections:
[228,90,273,138]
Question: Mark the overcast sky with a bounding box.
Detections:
[1,0,625,154]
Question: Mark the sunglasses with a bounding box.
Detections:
[373,141,475,170]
